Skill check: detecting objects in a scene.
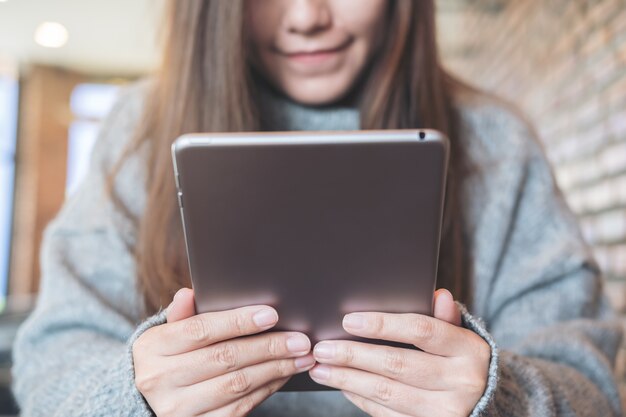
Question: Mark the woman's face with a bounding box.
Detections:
[246,0,388,106]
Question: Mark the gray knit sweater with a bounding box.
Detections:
[12,81,623,417]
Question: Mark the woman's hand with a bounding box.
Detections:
[309,289,490,417]
[133,288,315,417]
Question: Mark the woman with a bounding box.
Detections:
[12,1,623,416]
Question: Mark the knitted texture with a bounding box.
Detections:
[12,82,623,417]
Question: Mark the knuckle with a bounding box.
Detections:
[267,377,287,394]
[212,342,239,370]
[226,369,251,395]
[132,328,156,357]
[373,379,394,403]
[183,316,210,343]
[266,335,283,358]
[411,317,435,340]
[134,370,161,395]
[233,394,256,416]
[341,344,356,365]
[230,312,249,335]
[371,315,386,334]
[275,358,291,377]
[382,349,405,377]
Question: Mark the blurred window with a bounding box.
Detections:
[66,83,120,196]
[0,73,18,311]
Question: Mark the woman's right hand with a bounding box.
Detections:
[132,288,314,417]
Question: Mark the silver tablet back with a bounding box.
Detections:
[172,130,449,391]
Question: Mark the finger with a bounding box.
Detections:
[313,340,449,390]
[171,331,311,386]
[166,288,196,323]
[342,391,412,417]
[204,377,289,417]
[342,311,478,357]
[433,289,461,326]
[310,365,441,416]
[155,305,279,355]
[185,355,315,414]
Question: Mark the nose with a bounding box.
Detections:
[284,0,332,35]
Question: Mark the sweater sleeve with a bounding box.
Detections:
[460,110,623,417]
[11,82,168,416]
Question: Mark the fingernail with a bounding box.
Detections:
[173,288,186,301]
[309,364,331,381]
[343,313,365,330]
[441,288,453,301]
[252,308,278,328]
[313,342,335,360]
[286,334,310,354]
[294,355,315,370]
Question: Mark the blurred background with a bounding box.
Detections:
[0,0,624,415]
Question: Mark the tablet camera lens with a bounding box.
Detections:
[419,131,426,140]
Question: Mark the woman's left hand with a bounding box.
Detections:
[309,289,491,417]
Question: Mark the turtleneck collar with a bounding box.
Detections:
[256,81,361,132]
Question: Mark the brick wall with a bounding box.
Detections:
[438,0,626,402]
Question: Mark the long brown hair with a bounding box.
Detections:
[112,0,471,316]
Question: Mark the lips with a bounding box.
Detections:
[282,42,351,58]
[276,37,353,58]
[272,40,351,75]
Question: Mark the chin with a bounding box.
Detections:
[280,77,355,107]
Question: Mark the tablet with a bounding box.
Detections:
[171,130,449,391]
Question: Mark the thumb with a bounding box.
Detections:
[433,288,462,326]
[166,287,196,323]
